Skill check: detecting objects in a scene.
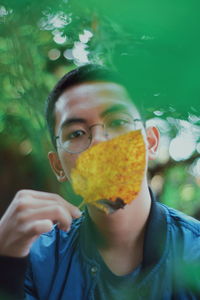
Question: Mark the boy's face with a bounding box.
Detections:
[48,81,159,184]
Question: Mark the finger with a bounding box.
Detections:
[16,190,63,201]
[23,219,54,239]
[15,197,61,211]
[17,206,72,231]
[27,198,82,219]
[15,190,82,218]
[62,201,82,219]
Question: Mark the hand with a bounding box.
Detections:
[0,190,82,257]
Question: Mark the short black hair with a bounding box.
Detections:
[45,64,124,149]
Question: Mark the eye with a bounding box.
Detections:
[109,119,130,127]
[67,130,86,140]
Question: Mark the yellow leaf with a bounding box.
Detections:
[71,130,146,213]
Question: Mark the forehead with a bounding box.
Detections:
[54,81,140,132]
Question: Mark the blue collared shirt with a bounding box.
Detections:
[25,192,200,300]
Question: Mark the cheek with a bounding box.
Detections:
[59,152,79,180]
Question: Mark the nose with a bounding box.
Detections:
[90,124,108,147]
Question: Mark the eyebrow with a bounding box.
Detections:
[59,104,132,130]
[60,118,87,130]
[101,104,131,117]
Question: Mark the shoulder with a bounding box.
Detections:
[162,202,200,234]
[158,202,200,260]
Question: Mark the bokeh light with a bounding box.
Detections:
[169,134,196,161]
[48,49,61,61]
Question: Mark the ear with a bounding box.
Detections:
[146,126,160,160]
[48,151,68,183]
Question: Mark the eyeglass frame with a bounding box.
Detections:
[54,117,144,154]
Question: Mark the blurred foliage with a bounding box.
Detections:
[0,0,199,216]
[162,164,200,216]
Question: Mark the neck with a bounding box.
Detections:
[87,179,151,251]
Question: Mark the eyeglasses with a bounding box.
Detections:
[55,112,143,154]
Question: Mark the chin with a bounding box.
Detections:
[89,198,127,215]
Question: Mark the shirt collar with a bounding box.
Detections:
[142,188,168,271]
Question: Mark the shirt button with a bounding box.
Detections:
[91,266,98,274]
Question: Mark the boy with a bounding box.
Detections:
[0,64,199,299]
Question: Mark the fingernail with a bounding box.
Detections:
[74,210,82,218]
[62,227,70,232]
